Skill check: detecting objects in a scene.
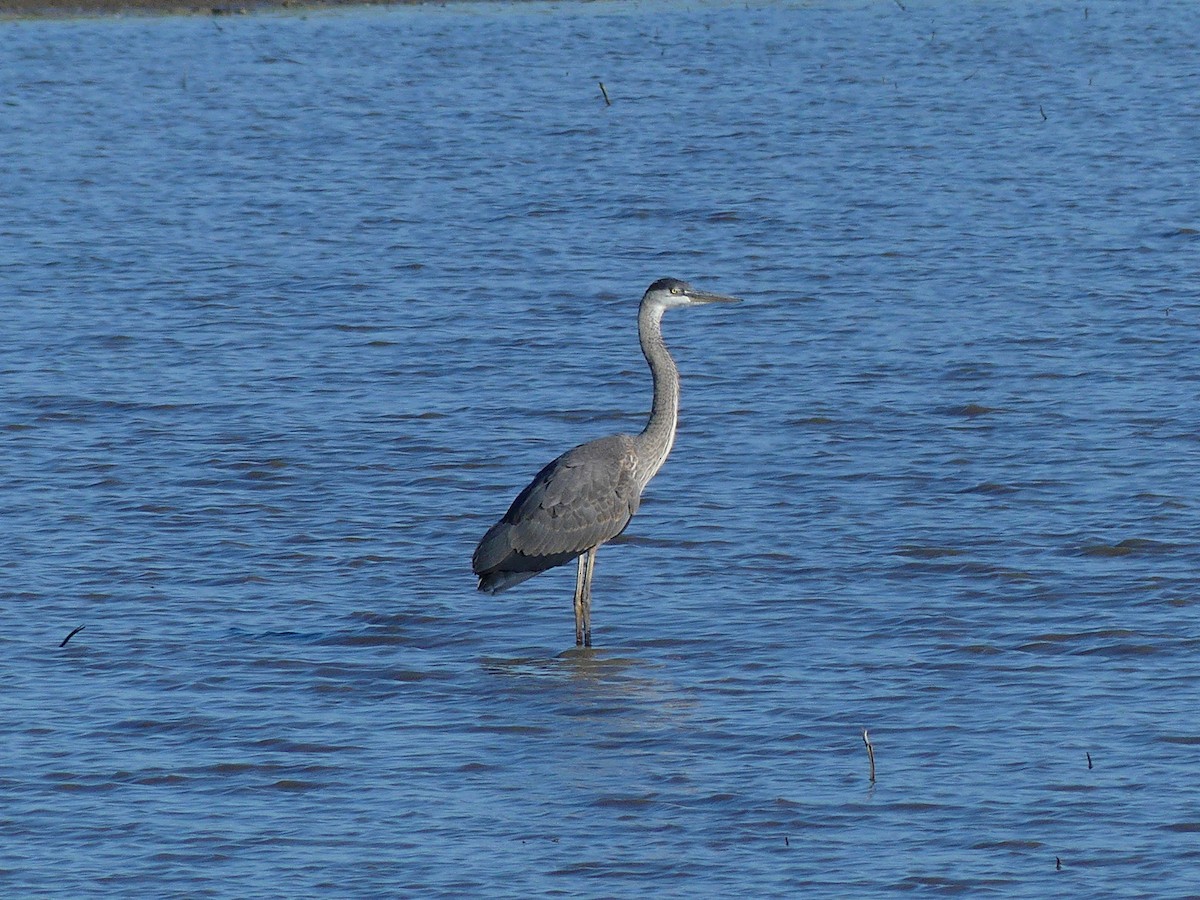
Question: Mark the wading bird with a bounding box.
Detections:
[472,278,740,647]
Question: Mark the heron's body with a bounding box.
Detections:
[471,278,739,647]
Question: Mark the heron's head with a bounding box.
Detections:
[642,277,741,311]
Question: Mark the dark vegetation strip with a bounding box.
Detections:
[2,0,423,18]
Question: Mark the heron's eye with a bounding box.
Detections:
[670,286,682,295]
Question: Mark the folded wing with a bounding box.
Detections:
[472,435,642,594]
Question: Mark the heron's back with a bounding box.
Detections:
[472,435,642,593]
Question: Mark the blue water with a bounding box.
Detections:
[3,0,1200,895]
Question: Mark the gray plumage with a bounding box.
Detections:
[472,278,741,647]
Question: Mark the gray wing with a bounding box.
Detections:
[472,434,642,594]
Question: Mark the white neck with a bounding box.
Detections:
[632,299,679,491]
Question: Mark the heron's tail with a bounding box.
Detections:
[476,568,540,595]
[472,521,577,594]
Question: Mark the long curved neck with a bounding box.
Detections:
[632,300,679,490]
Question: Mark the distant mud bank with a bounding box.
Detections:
[2,0,418,18]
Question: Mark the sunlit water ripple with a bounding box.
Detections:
[2,1,1199,896]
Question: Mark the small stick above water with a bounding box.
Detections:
[1087,752,1093,770]
[863,728,876,783]
[60,625,86,648]
[598,81,611,107]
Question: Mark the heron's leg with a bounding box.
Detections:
[581,545,598,648]
[573,553,587,647]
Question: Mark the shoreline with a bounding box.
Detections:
[0,0,424,19]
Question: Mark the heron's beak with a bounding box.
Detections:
[687,289,742,305]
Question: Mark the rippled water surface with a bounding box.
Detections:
[3,1,1200,895]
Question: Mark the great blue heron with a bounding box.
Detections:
[472,278,741,647]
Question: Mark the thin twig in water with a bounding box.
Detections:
[1039,104,1048,121]
[1056,856,1062,871]
[60,625,85,648]
[1086,752,1093,770]
[862,728,876,783]
[598,82,611,107]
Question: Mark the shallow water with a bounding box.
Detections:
[2,0,1200,895]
